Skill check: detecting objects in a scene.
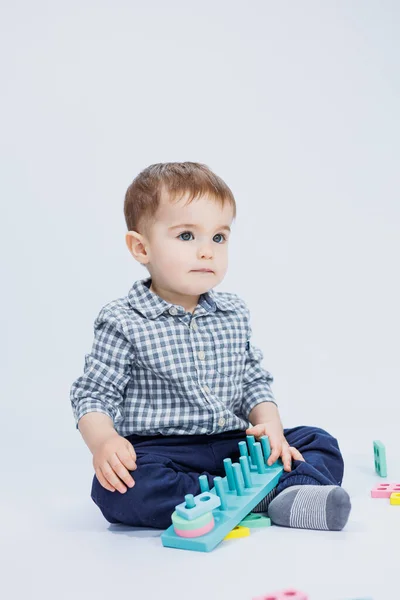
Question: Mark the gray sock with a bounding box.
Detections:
[267,484,351,531]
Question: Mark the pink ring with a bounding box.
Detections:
[174,517,215,538]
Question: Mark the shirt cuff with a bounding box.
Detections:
[73,400,118,430]
[240,382,277,421]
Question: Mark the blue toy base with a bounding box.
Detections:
[161,464,282,552]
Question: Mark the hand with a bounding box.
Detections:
[93,433,137,493]
[246,422,305,472]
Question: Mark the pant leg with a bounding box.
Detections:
[275,425,345,494]
[90,433,220,529]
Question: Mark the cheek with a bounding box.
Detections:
[218,246,229,262]
[156,242,188,266]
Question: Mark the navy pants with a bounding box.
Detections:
[91,425,344,529]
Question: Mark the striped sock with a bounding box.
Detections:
[267,484,351,531]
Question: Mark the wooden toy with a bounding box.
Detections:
[239,513,271,528]
[223,525,250,540]
[161,434,283,551]
[373,440,387,477]
[371,482,400,498]
[390,492,400,505]
[252,589,308,599]
[171,510,215,537]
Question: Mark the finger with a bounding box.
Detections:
[290,447,305,462]
[267,441,281,466]
[101,460,128,494]
[110,453,135,490]
[281,444,292,472]
[128,443,137,467]
[95,466,116,492]
[125,443,137,470]
[115,450,136,487]
[245,424,264,439]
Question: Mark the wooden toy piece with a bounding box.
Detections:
[390,492,400,505]
[171,510,214,538]
[252,589,309,599]
[238,440,251,467]
[223,458,236,490]
[239,513,271,528]
[175,491,221,520]
[239,455,253,488]
[198,474,210,493]
[213,477,228,510]
[247,434,257,466]
[174,519,215,538]
[223,525,250,540]
[232,463,245,495]
[371,482,400,498]
[161,435,283,552]
[254,442,267,473]
[276,590,308,600]
[260,435,271,463]
[373,440,387,477]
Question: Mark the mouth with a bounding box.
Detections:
[192,269,214,273]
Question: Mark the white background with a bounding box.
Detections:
[1,2,399,599]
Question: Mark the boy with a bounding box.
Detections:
[70,162,351,531]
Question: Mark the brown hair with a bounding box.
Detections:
[124,162,236,234]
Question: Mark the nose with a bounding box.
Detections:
[197,241,213,260]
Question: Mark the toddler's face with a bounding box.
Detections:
[138,192,234,297]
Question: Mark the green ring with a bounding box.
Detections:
[240,513,271,528]
[171,510,213,531]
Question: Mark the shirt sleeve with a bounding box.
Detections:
[239,301,277,419]
[69,308,134,430]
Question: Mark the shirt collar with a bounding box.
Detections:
[127,276,236,319]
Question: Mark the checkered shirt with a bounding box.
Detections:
[70,277,276,436]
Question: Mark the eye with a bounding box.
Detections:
[177,231,228,243]
[177,231,194,241]
[213,233,226,243]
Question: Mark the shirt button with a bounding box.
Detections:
[218,417,225,427]
[169,307,178,315]
[202,385,210,394]
[190,321,198,330]
[198,351,205,360]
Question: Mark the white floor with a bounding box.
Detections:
[4,434,399,600]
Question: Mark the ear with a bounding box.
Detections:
[125,231,150,265]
